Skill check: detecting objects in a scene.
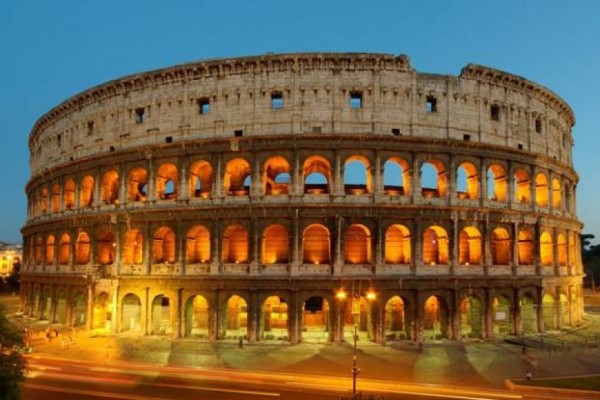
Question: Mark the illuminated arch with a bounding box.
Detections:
[344,156,371,195]
[35,235,43,264]
[422,226,449,265]
[59,233,71,265]
[63,178,75,210]
[458,227,481,265]
[222,224,248,263]
[302,224,330,264]
[263,156,290,195]
[121,293,142,332]
[152,226,176,263]
[45,235,55,264]
[261,296,288,340]
[189,160,213,198]
[540,231,554,266]
[383,157,411,196]
[80,175,94,207]
[156,163,178,200]
[262,224,289,264]
[303,156,331,194]
[123,229,143,265]
[74,232,90,265]
[384,224,411,264]
[224,158,251,196]
[127,167,148,202]
[184,295,209,338]
[40,187,49,213]
[186,225,211,263]
[224,295,248,339]
[456,162,478,199]
[491,227,511,265]
[487,164,507,202]
[344,224,371,264]
[421,160,447,197]
[384,296,410,340]
[557,233,567,266]
[96,230,115,265]
[552,178,562,209]
[514,168,531,204]
[101,170,119,205]
[518,228,534,265]
[51,183,60,212]
[535,173,549,207]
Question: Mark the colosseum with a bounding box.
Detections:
[21,52,584,345]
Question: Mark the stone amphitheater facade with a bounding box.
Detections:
[21,53,583,344]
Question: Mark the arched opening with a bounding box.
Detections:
[95,293,113,329]
[222,295,247,339]
[189,160,213,198]
[261,296,288,341]
[518,229,534,265]
[521,294,537,334]
[421,160,447,198]
[72,292,87,327]
[74,232,90,265]
[101,170,119,205]
[535,173,549,207]
[344,156,371,195]
[422,226,449,265]
[127,167,148,202]
[460,296,483,339]
[564,183,572,212]
[384,296,411,341]
[80,175,94,207]
[383,157,410,196]
[156,163,178,200]
[262,224,289,264]
[222,224,248,263]
[40,187,49,213]
[514,169,531,204]
[302,296,331,342]
[151,295,172,335]
[492,228,511,265]
[559,293,569,328]
[492,296,512,336]
[63,179,76,210]
[344,224,371,264]
[552,178,562,209]
[185,295,209,338]
[458,227,482,265]
[303,156,331,194]
[542,293,556,330]
[152,227,176,263]
[384,224,411,264]
[456,162,478,199]
[56,290,68,324]
[540,231,554,266]
[59,233,71,265]
[186,225,211,263]
[557,234,567,266]
[123,229,143,265]
[45,235,55,265]
[302,224,330,264]
[51,183,60,212]
[121,293,142,332]
[263,156,290,195]
[423,295,450,340]
[487,164,507,202]
[41,289,52,320]
[343,296,373,343]
[35,236,43,264]
[97,230,115,264]
[224,158,251,196]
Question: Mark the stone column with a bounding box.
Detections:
[118,163,127,205]
[144,224,152,274]
[448,155,457,204]
[251,156,261,197]
[512,222,520,275]
[179,158,189,201]
[450,213,459,273]
[111,284,119,333]
[113,228,121,276]
[334,216,343,275]
[412,156,421,203]
[86,282,94,331]
[413,219,421,273]
[291,213,300,275]
[333,151,343,196]
[178,223,186,276]
[248,290,259,343]
[292,151,302,197]
[513,287,522,336]
[451,289,461,340]
[507,161,514,208]
[249,218,259,275]
[373,151,383,196]
[484,288,494,339]
[211,219,221,275]
[147,158,156,202]
[374,218,383,272]
[536,286,544,333]
[479,159,487,206]
[213,154,223,199]
[93,168,101,208]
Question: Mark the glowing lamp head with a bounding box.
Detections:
[366,290,377,301]
[336,290,347,300]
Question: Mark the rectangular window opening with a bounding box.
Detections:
[165,136,173,143]
[57,134,61,148]
[518,143,524,150]
[87,121,94,135]
[350,91,363,109]
[535,118,542,133]
[135,108,145,124]
[198,98,210,114]
[491,105,500,121]
[271,92,283,109]
[463,134,470,141]
[392,128,401,136]
[426,96,437,113]
[234,129,244,137]
[109,145,116,152]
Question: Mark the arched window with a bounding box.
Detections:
[422,226,448,264]
[59,233,71,265]
[123,229,143,265]
[557,234,567,266]
[156,163,178,200]
[491,228,511,265]
[189,160,213,198]
[75,232,90,265]
[262,224,289,263]
[421,160,447,198]
[302,224,330,264]
[153,227,175,263]
[383,157,411,196]
[80,176,94,207]
[303,156,331,194]
[552,178,561,209]
[224,158,251,196]
[514,169,531,204]
[535,173,549,207]
[51,183,60,212]
[487,164,507,202]
[344,156,371,195]
[127,167,148,202]
[45,235,55,264]
[384,224,411,264]
[263,156,290,195]
[540,231,554,266]
[186,225,211,263]
[40,187,49,213]
[63,179,75,210]
[344,224,371,264]
[35,235,43,264]
[458,227,481,265]
[97,230,115,265]
[456,162,478,199]
[518,229,534,265]
[222,224,248,263]
[101,170,119,205]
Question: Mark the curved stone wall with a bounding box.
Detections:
[21,53,583,344]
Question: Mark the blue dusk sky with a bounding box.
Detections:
[1,0,599,244]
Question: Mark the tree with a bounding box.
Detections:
[0,303,26,400]
[581,233,600,291]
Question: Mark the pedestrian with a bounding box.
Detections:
[526,370,532,381]
[238,337,243,348]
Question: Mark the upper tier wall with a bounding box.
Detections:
[28,53,575,177]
